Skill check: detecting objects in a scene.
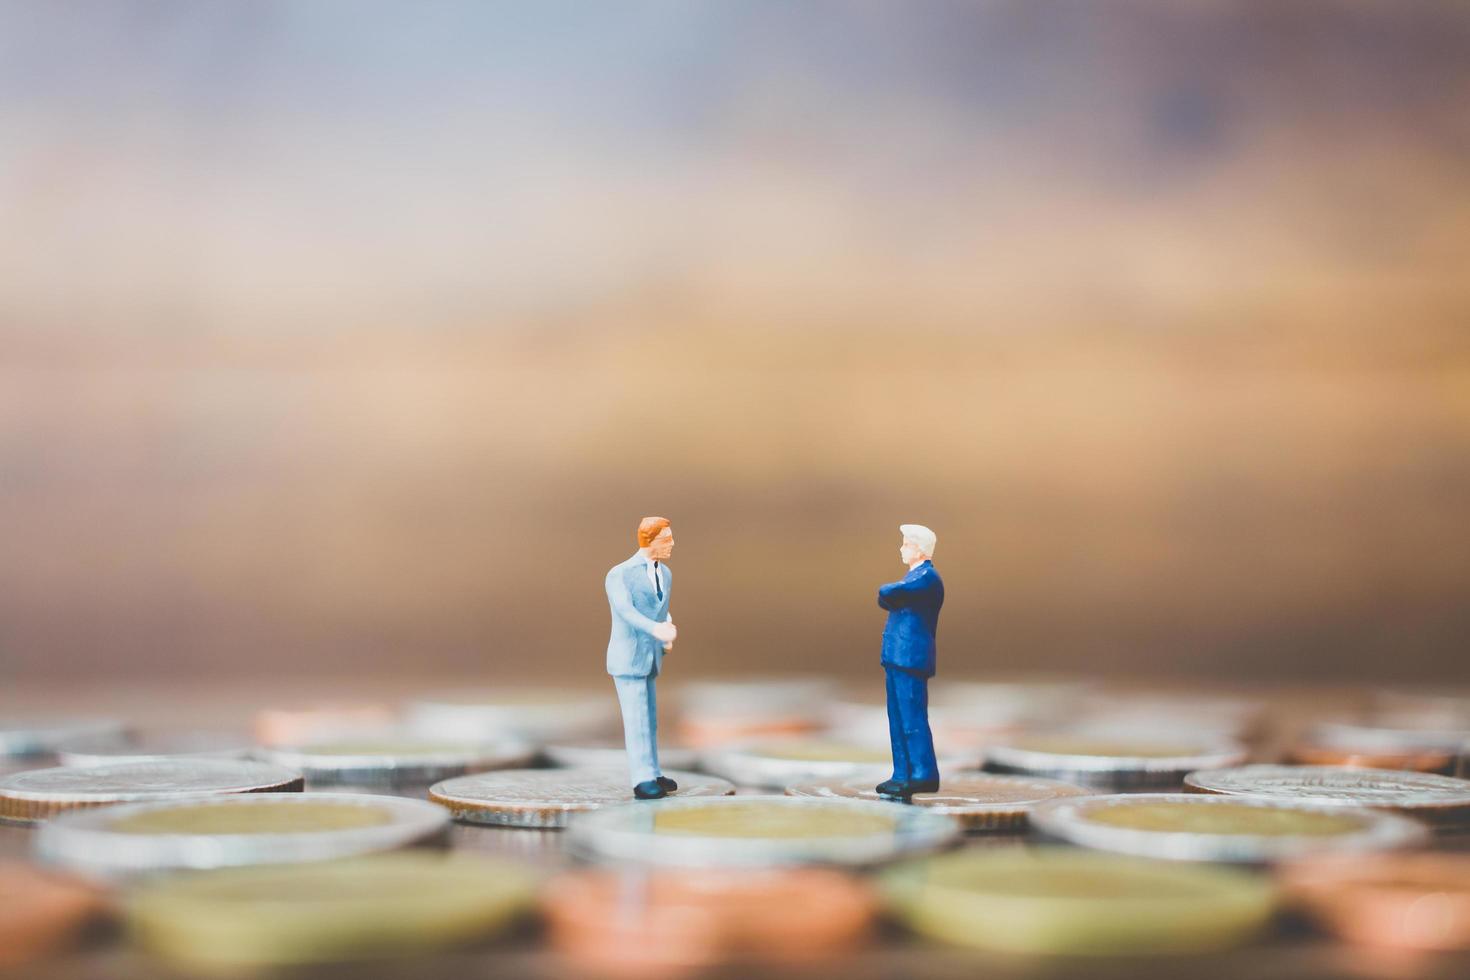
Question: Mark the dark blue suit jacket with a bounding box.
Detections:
[878,560,943,677]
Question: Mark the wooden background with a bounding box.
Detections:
[1,1,1467,685]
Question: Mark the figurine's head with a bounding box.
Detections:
[638,516,674,561]
[899,524,936,566]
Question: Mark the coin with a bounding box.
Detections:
[56,729,251,768]
[0,719,125,761]
[407,688,619,742]
[126,851,536,967]
[254,703,397,748]
[1030,793,1427,863]
[0,759,303,825]
[428,768,733,829]
[1307,719,1470,755]
[37,793,449,880]
[787,772,1093,831]
[1074,691,1265,740]
[674,677,834,747]
[1184,765,1470,827]
[702,738,976,790]
[543,737,699,771]
[1282,853,1470,951]
[1287,740,1456,774]
[983,733,1249,789]
[0,862,106,967]
[259,737,535,788]
[542,867,876,973]
[566,795,959,868]
[881,847,1274,955]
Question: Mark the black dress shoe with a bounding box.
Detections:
[874,778,905,799]
[906,778,940,795]
[633,780,667,800]
[656,776,678,792]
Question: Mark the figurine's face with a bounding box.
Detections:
[647,526,675,561]
[899,537,925,565]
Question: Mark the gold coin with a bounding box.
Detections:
[108,800,395,834]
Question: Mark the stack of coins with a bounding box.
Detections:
[701,737,975,790]
[429,768,733,829]
[259,737,535,790]
[407,688,619,743]
[254,703,397,748]
[1282,853,1470,951]
[1184,764,1470,829]
[126,852,537,968]
[0,760,303,825]
[37,793,450,879]
[787,772,1092,832]
[542,868,877,974]
[1029,793,1427,863]
[881,848,1276,955]
[567,795,958,868]
[0,862,107,967]
[56,729,250,768]
[983,733,1249,790]
[674,678,834,747]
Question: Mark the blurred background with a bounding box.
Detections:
[1,0,1467,687]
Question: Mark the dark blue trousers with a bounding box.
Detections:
[885,665,938,784]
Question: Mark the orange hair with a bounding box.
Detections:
[637,516,671,547]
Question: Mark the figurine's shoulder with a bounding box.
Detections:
[606,553,642,581]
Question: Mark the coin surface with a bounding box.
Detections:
[407,688,619,742]
[787,772,1092,831]
[566,795,958,867]
[881,847,1275,955]
[0,862,106,967]
[1030,793,1427,863]
[0,720,125,761]
[0,760,304,825]
[984,734,1249,789]
[126,851,536,967]
[702,738,975,790]
[1282,853,1470,951]
[56,730,251,768]
[674,677,834,747]
[254,703,397,748]
[542,738,698,772]
[542,867,876,973]
[1184,765,1470,827]
[37,793,449,879]
[259,737,535,788]
[1287,740,1456,774]
[428,768,733,828]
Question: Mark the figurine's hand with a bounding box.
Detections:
[652,621,677,645]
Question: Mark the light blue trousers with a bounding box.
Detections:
[612,673,661,786]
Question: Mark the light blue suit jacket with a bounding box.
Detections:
[605,552,671,678]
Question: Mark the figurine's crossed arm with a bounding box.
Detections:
[877,569,933,610]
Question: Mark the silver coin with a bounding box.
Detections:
[406,689,619,742]
[0,759,304,825]
[1184,765,1470,825]
[1030,792,1428,863]
[0,719,126,760]
[983,734,1249,790]
[57,730,251,768]
[542,739,698,772]
[258,737,535,788]
[701,738,976,790]
[786,772,1093,831]
[566,794,959,868]
[428,768,734,829]
[35,792,449,880]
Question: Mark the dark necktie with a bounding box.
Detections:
[654,562,663,600]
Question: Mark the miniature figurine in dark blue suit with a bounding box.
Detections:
[876,524,943,801]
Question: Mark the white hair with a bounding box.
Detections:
[899,523,936,558]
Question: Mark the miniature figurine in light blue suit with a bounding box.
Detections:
[876,524,943,801]
[606,516,679,799]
